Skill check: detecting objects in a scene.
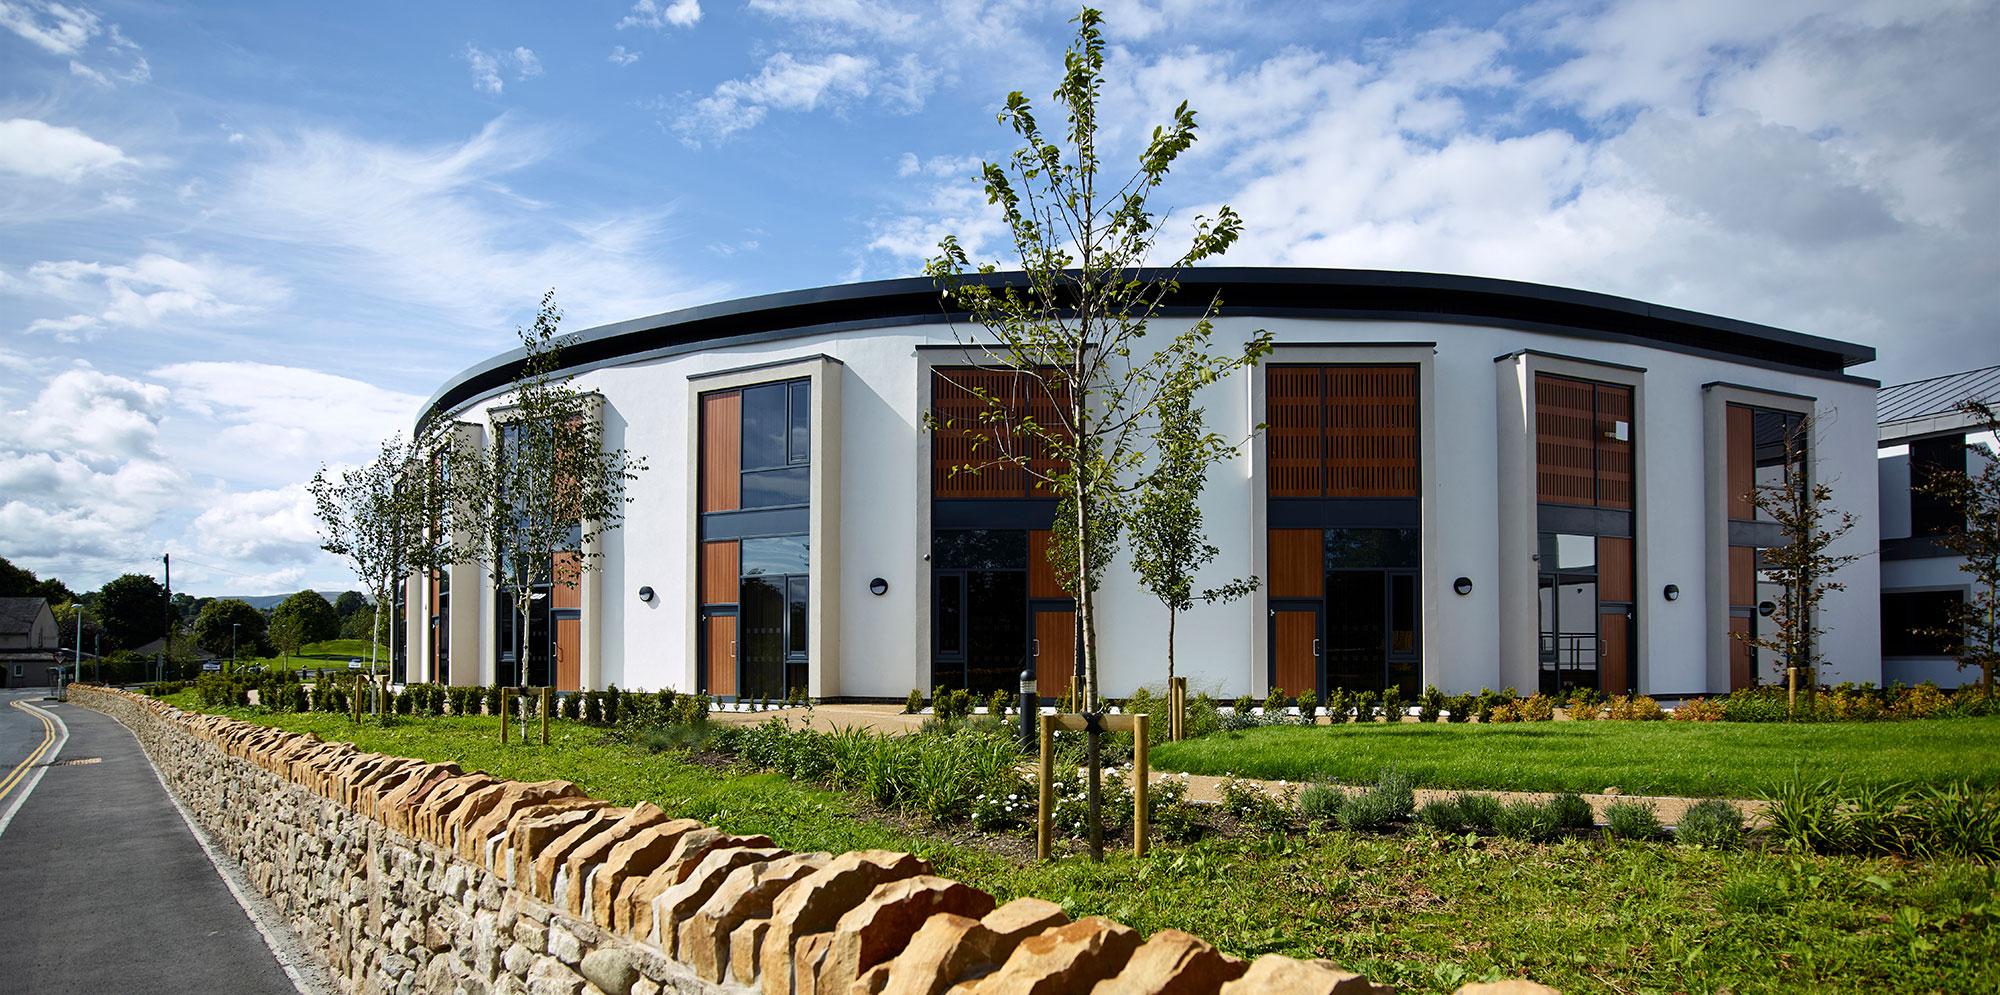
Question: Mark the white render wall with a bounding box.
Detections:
[432,314,1882,698]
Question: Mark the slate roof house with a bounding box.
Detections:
[0,597,60,689]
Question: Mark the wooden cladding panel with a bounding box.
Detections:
[1597,536,1633,603]
[1325,366,1419,497]
[1028,530,1071,599]
[1726,404,1755,520]
[1034,610,1076,699]
[700,391,741,513]
[1596,384,1633,510]
[701,541,740,606]
[1268,529,1324,599]
[1024,378,1072,498]
[1728,546,1756,607]
[550,551,581,609]
[705,615,737,697]
[1266,367,1325,497]
[1272,610,1319,697]
[1535,374,1597,506]
[554,616,581,692]
[932,369,1029,498]
[1729,616,1754,691]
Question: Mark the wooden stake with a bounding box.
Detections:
[540,687,551,745]
[1133,713,1149,857]
[1037,713,1054,862]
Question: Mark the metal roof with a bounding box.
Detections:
[1878,365,2000,426]
[420,267,1879,428]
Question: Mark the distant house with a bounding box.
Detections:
[0,597,60,688]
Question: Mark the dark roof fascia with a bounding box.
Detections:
[419,268,1877,428]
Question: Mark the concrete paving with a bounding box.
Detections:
[0,688,329,994]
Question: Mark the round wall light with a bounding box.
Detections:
[1758,600,1776,617]
[1663,584,1680,602]
[1453,576,1474,596]
[869,577,889,596]
[637,586,655,604]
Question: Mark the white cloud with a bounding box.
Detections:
[0,118,129,182]
[187,484,323,568]
[608,45,641,66]
[673,52,876,144]
[2,366,167,464]
[463,44,543,94]
[618,0,701,30]
[746,0,920,42]
[219,117,719,331]
[0,0,100,55]
[150,361,421,477]
[12,251,290,340]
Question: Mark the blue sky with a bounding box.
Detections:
[1,0,1995,595]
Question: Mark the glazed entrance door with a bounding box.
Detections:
[1269,604,1322,698]
[1031,607,1076,702]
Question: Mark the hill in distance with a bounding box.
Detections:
[209,590,360,611]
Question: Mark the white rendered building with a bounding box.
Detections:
[405,269,1883,701]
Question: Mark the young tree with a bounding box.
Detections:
[1732,416,1861,714]
[269,611,308,665]
[925,8,1270,712]
[454,290,646,691]
[310,429,458,683]
[1915,400,2000,697]
[1129,381,1256,687]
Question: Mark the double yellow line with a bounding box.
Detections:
[0,699,58,807]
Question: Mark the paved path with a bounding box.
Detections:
[0,688,331,995]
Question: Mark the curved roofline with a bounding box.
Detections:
[419,267,1876,428]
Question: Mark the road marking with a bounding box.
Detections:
[0,697,67,838]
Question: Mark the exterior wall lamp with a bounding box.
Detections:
[1758,600,1776,617]
[869,577,889,596]
[1453,576,1474,596]
[1663,584,1680,601]
[637,586,655,604]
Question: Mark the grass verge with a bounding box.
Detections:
[1149,718,2000,797]
[161,696,2000,994]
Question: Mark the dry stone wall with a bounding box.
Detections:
[74,685,1555,995]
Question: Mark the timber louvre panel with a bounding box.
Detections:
[1325,366,1419,497]
[1535,374,1597,505]
[931,368,1070,498]
[1266,367,1324,497]
[1596,384,1633,510]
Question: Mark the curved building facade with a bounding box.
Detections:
[408,268,1882,702]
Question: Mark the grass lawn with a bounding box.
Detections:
[226,639,392,674]
[1149,719,2000,798]
[158,695,1998,995]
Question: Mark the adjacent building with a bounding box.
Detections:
[409,269,1883,701]
[1876,365,1998,688]
[0,597,59,688]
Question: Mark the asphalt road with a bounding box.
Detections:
[0,687,318,994]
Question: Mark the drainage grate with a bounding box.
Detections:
[51,757,101,766]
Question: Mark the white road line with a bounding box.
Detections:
[0,695,67,839]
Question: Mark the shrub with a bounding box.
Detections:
[603,685,623,724]
[1338,791,1399,832]
[970,781,1034,831]
[1494,799,1563,841]
[1445,693,1473,723]
[1488,701,1519,724]
[1417,685,1444,723]
[1299,782,1346,825]
[1676,798,1745,849]
[988,689,1011,718]
[1414,796,1465,833]
[1353,690,1378,723]
[1454,792,1502,832]
[1893,683,1952,719]
[1381,686,1404,722]
[1517,694,1554,722]
[1185,693,1221,738]
[1672,696,1726,722]
[1549,792,1595,830]
[1217,775,1266,818]
[1722,687,1789,723]
[1148,776,1206,842]
[1323,689,1351,725]
[1231,694,1254,720]
[1474,691,1497,723]
[1605,800,1664,841]
[1372,768,1417,820]
[905,688,924,714]
[1606,694,1664,721]
[1295,690,1319,727]
[1262,685,1289,721]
